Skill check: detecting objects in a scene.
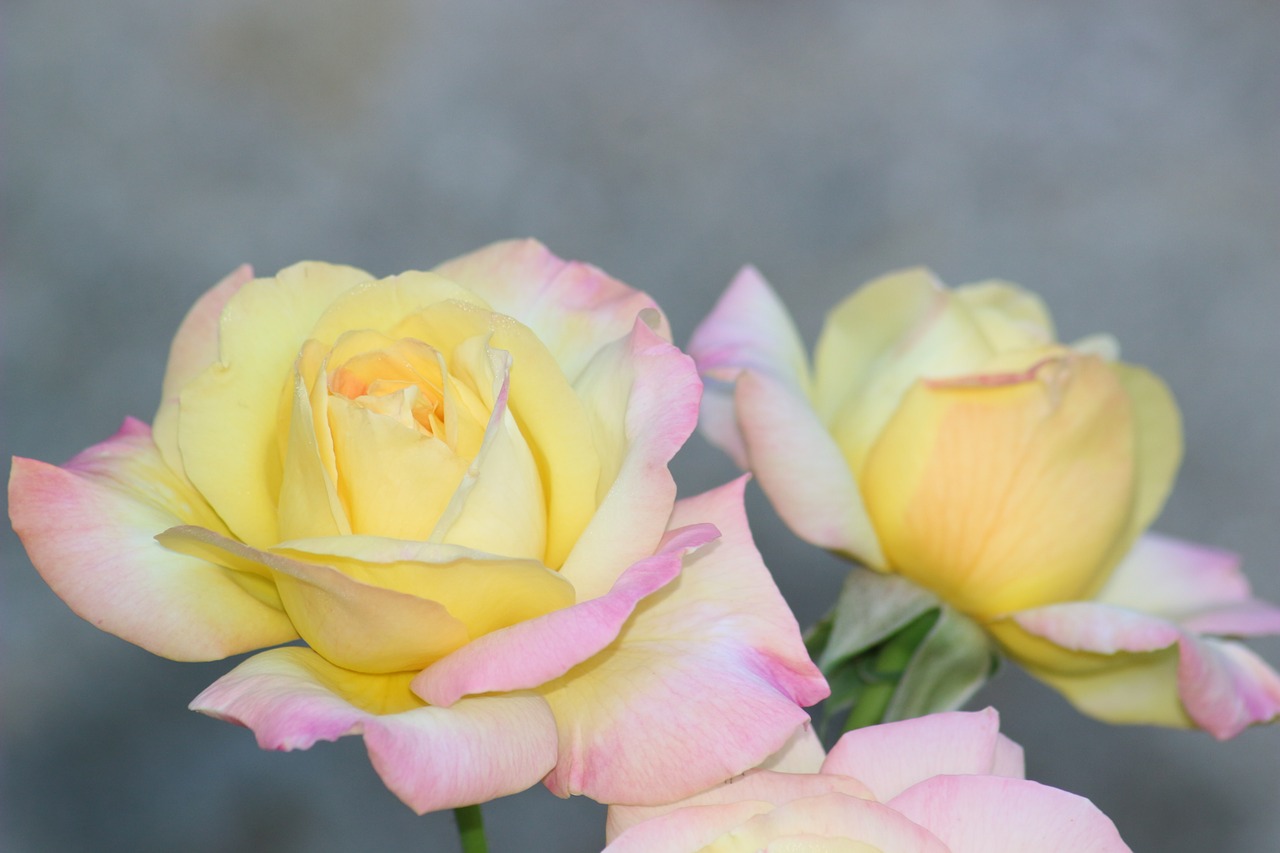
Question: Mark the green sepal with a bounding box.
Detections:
[807,567,999,738]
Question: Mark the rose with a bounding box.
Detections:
[9,240,828,812]
[690,265,1280,737]
[603,709,1131,852]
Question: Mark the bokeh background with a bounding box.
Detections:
[5,1,1279,850]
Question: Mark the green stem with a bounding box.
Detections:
[843,610,938,731]
[454,805,488,853]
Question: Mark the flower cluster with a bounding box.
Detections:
[9,241,1277,848]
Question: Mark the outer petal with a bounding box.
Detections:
[890,776,1131,853]
[152,264,253,478]
[1175,636,1280,739]
[158,526,472,673]
[1098,533,1280,635]
[559,317,703,599]
[862,354,1137,615]
[539,478,829,804]
[604,801,777,853]
[737,371,884,563]
[190,647,558,814]
[688,265,812,469]
[8,420,296,660]
[995,602,1280,736]
[177,261,374,546]
[821,709,1024,802]
[411,523,719,707]
[709,793,950,853]
[606,770,873,842]
[433,238,671,380]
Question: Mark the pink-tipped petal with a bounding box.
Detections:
[606,770,873,842]
[8,422,296,660]
[434,239,670,380]
[1099,533,1280,636]
[192,647,559,814]
[688,265,812,468]
[152,264,254,477]
[890,776,1131,853]
[736,370,884,563]
[540,478,829,805]
[559,317,703,600]
[821,709,1024,802]
[412,522,720,707]
[1011,602,1182,654]
[604,801,777,853]
[1177,636,1280,739]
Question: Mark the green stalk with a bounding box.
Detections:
[453,804,489,853]
[843,610,938,731]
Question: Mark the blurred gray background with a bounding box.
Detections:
[4,1,1279,850]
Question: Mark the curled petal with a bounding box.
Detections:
[1099,534,1280,635]
[999,600,1280,737]
[822,709,1024,802]
[540,479,829,804]
[890,776,1131,853]
[190,647,558,814]
[434,238,671,380]
[8,420,296,660]
[412,522,718,707]
[158,526,472,673]
[559,317,702,599]
[688,265,812,468]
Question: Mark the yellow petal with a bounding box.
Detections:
[954,280,1056,351]
[178,262,374,546]
[813,268,997,481]
[395,301,600,568]
[862,354,1137,616]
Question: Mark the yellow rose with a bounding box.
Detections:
[9,241,828,812]
[691,266,1280,737]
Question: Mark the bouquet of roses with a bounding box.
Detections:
[12,239,1279,850]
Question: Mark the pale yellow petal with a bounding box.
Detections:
[396,301,599,568]
[178,262,373,546]
[862,354,1137,616]
[813,268,997,481]
[954,280,1056,352]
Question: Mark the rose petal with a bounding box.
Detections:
[813,268,995,475]
[606,769,873,842]
[1177,635,1280,739]
[152,264,253,479]
[890,776,1131,853]
[862,354,1137,615]
[394,299,600,569]
[177,261,375,546]
[559,316,702,599]
[604,801,777,853]
[8,421,297,660]
[1109,364,1182,551]
[411,522,719,707]
[737,371,884,563]
[688,265,813,469]
[190,647,559,814]
[157,526,471,672]
[433,238,671,380]
[721,793,951,852]
[539,478,829,804]
[1099,533,1280,634]
[821,709,1024,802]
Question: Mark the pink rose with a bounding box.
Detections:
[605,709,1131,852]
